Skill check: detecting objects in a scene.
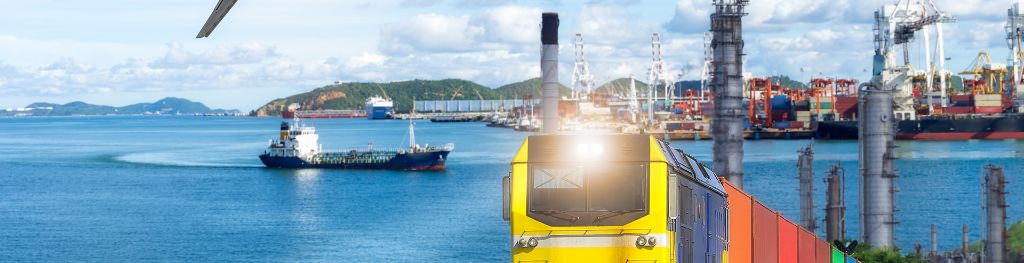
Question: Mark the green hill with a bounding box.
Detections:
[595,78,650,95]
[256,78,575,116]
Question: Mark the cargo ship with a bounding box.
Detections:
[282,109,367,119]
[259,117,453,170]
[365,96,394,120]
[815,93,1024,140]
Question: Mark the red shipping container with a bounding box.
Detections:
[778,216,799,263]
[681,122,696,130]
[815,240,831,263]
[951,95,972,102]
[790,121,804,129]
[798,229,816,263]
[975,106,1002,114]
[725,180,753,263]
[943,106,974,114]
[752,201,779,263]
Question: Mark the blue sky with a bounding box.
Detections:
[0,0,1016,110]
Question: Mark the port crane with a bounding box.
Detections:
[571,34,594,100]
[1007,2,1024,111]
[699,32,713,102]
[647,33,673,125]
[874,0,956,112]
[959,51,1007,95]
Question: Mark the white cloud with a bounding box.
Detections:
[379,14,484,54]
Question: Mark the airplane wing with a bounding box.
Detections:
[196,0,238,38]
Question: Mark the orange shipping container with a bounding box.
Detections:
[725,180,753,263]
[798,228,816,263]
[816,240,831,263]
[777,215,799,263]
[752,201,779,263]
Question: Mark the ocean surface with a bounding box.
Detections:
[1,116,1021,262]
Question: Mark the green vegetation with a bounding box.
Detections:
[770,75,809,89]
[594,78,650,95]
[850,244,927,263]
[256,78,571,116]
[8,97,236,116]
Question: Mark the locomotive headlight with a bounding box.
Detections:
[518,237,539,248]
[647,236,657,246]
[635,236,648,247]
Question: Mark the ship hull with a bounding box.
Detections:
[366,106,393,120]
[815,115,1024,140]
[259,150,449,170]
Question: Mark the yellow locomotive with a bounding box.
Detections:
[503,134,729,263]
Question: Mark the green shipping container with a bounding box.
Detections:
[813,103,833,109]
[831,247,844,263]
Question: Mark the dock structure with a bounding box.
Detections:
[858,80,898,248]
[710,0,748,189]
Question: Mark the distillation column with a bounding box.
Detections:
[825,163,846,242]
[859,81,897,248]
[797,144,816,232]
[983,164,1007,263]
[710,0,748,188]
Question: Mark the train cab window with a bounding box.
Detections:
[528,163,649,226]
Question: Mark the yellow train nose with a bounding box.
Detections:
[511,235,670,263]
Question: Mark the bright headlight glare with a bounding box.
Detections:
[592,144,604,154]
[527,237,539,247]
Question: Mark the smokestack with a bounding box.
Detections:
[541,13,560,134]
[797,143,816,232]
[859,80,897,248]
[710,0,748,189]
[825,163,846,242]
[983,164,1007,263]
[963,224,970,253]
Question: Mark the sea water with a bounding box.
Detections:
[0,116,1021,261]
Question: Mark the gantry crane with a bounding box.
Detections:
[571,34,594,100]
[959,51,1007,95]
[1007,2,1024,110]
[874,0,956,109]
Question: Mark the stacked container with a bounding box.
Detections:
[834,96,858,120]
[723,178,859,263]
[771,95,793,121]
[974,94,1003,114]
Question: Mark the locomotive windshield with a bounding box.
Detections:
[527,163,649,226]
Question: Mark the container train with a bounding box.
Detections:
[504,134,861,263]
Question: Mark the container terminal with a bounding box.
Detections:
[193,0,1020,262]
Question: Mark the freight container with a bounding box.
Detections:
[832,247,844,263]
[950,101,973,107]
[775,121,791,129]
[666,122,684,131]
[951,95,972,102]
[943,106,974,114]
[798,229,816,263]
[975,100,1002,107]
[752,201,778,263]
[974,94,1002,101]
[794,100,811,111]
[778,216,799,263]
[816,240,830,263]
[681,122,696,130]
[813,103,834,109]
[790,121,804,129]
[975,106,1002,114]
[772,96,793,110]
[725,180,753,263]
[772,111,792,121]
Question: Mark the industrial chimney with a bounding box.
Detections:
[541,13,560,134]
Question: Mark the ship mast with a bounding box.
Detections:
[409,97,417,149]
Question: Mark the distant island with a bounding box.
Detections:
[1,97,241,117]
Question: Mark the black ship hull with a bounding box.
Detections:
[815,115,1024,140]
[259,150,450,170]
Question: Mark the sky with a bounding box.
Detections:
[0,0,1019,110]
